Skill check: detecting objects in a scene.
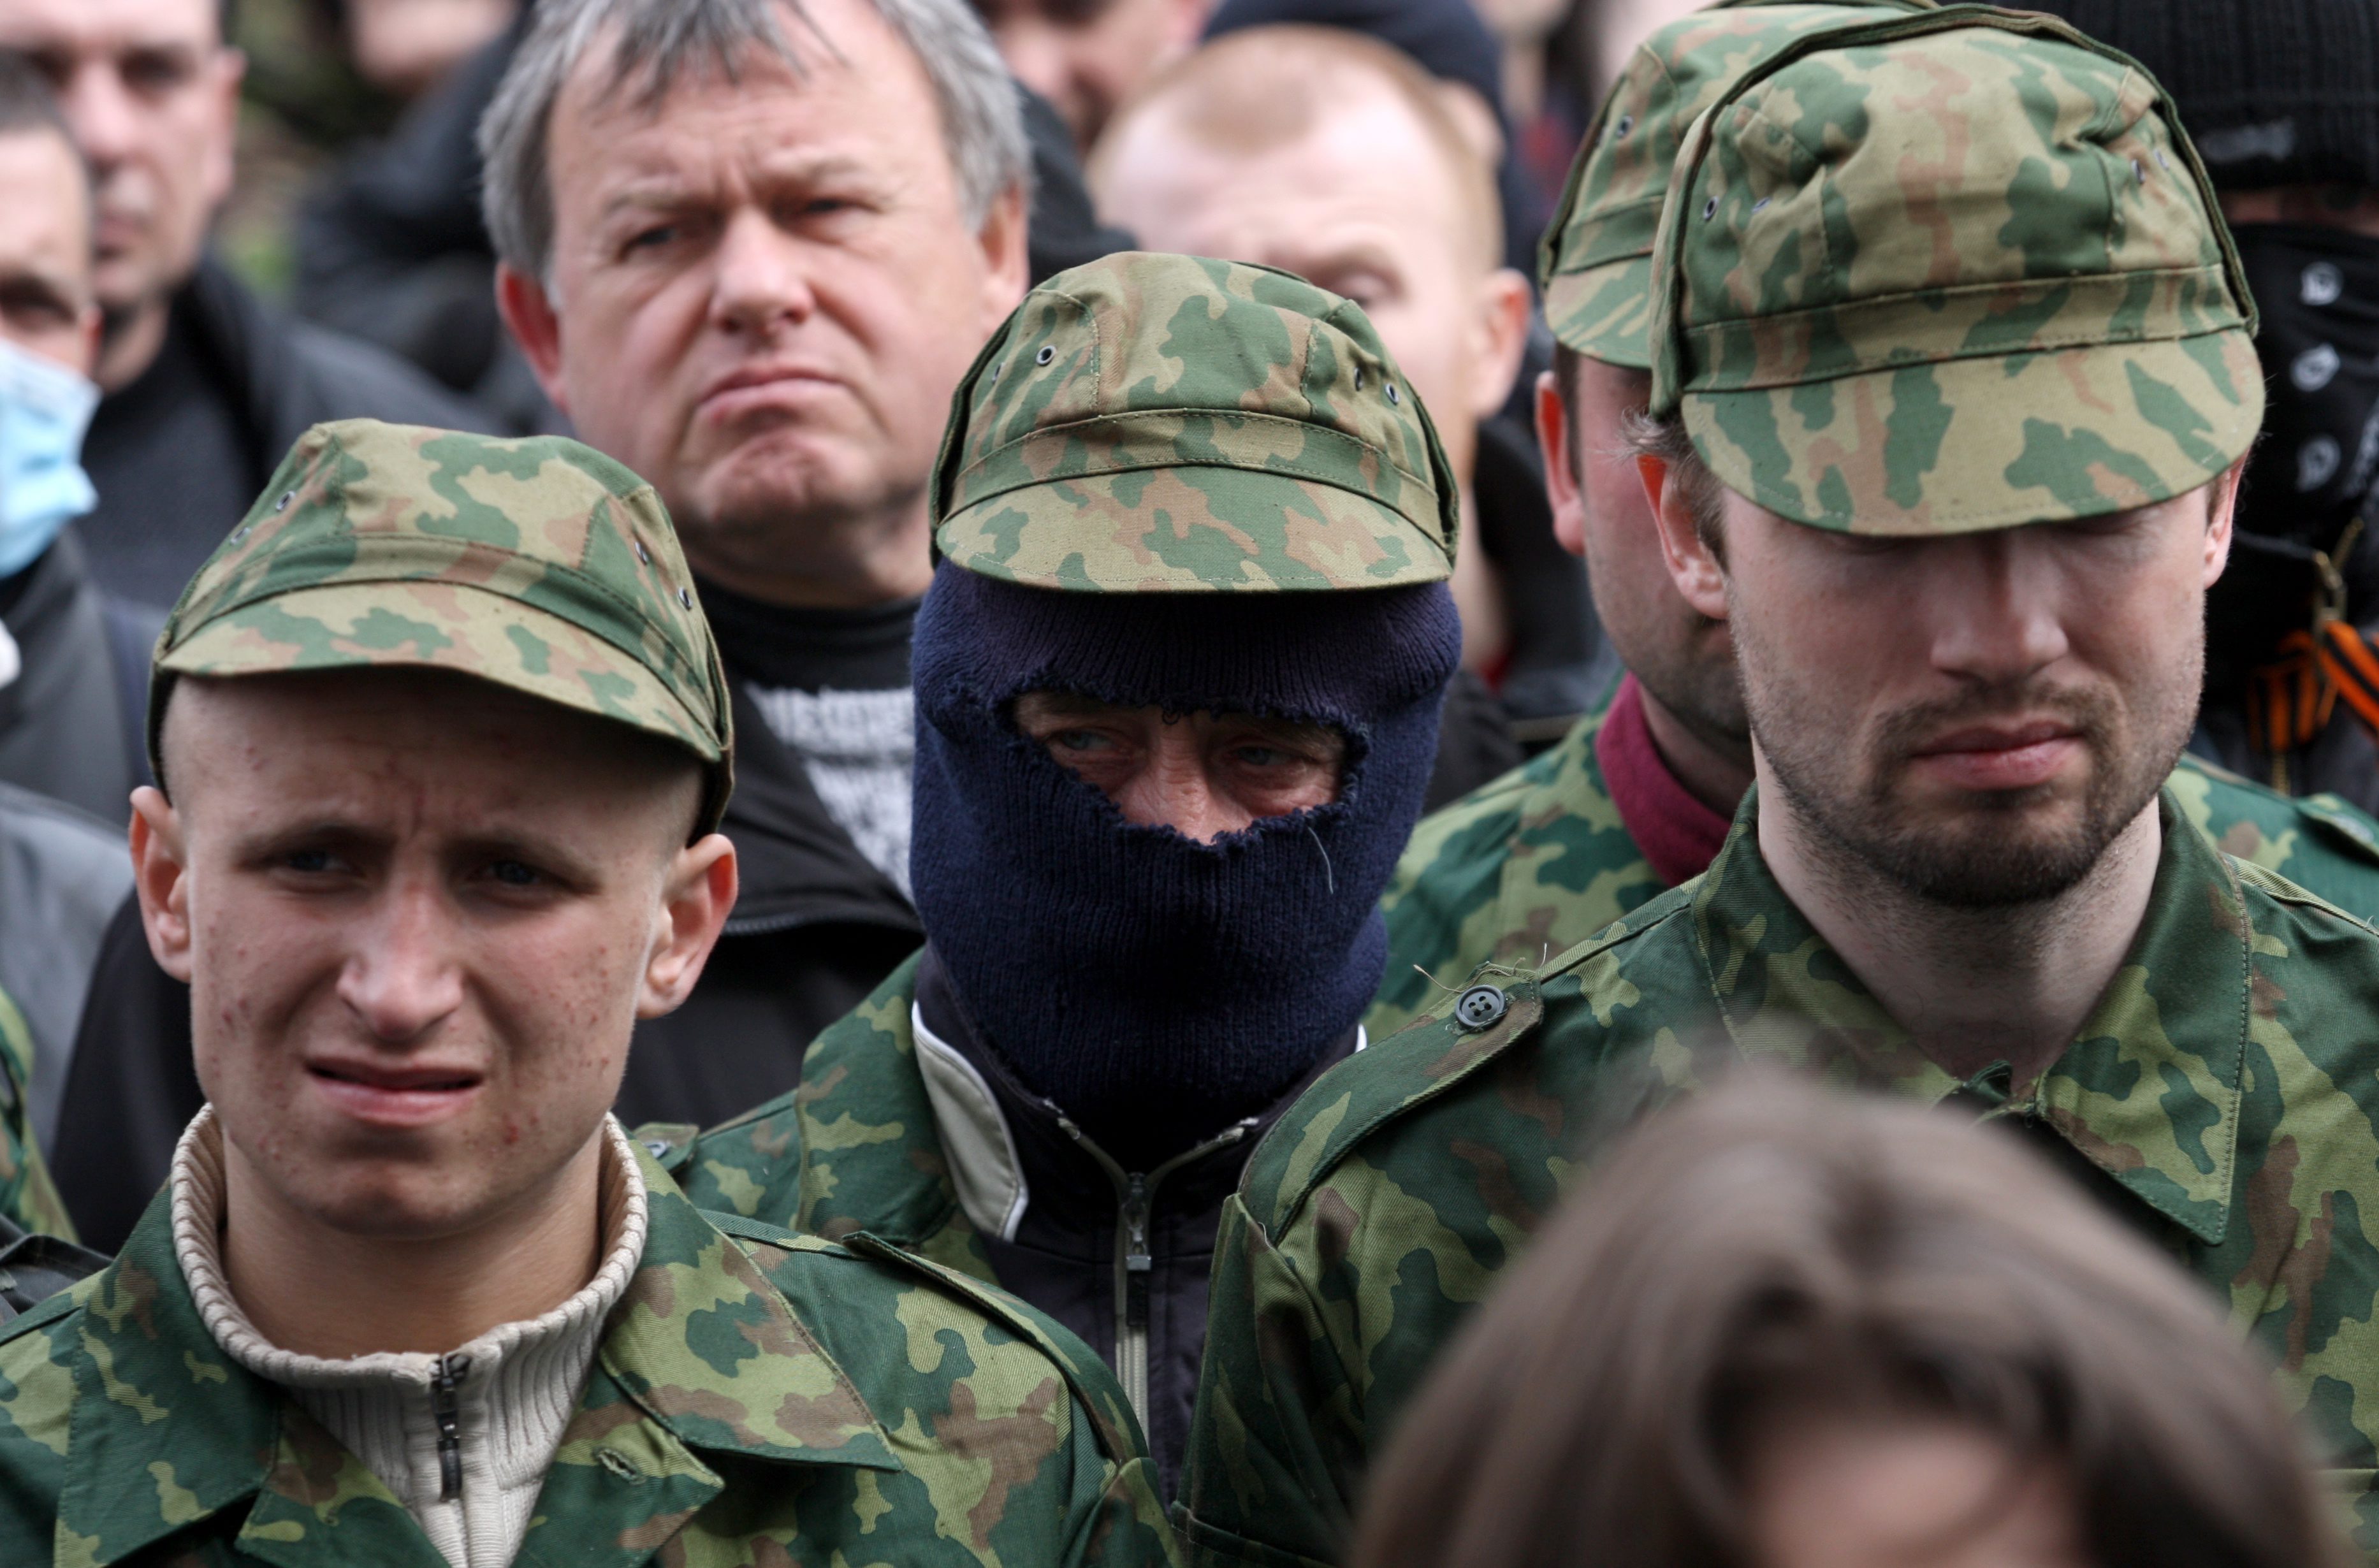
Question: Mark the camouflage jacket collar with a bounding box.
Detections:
[55,1143,902,1565]
[1689,787,2247,1245]
[790,950,987,1271]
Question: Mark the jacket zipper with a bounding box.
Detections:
[431,1353,472,1502]
[1052,1114,1255,1424]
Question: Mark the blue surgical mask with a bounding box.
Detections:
[0,337,98,581]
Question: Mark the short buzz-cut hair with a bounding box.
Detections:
[477,0,1030,286]
[1096,24,1502,273]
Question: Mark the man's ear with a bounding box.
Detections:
[495,263,573,418]
[129,785,194,984]
[2202,458,2244,588]
[1640,451,1730,620]
[975,184,1031,331]
[1536,369,1585,558]
[1466,268,1532,420]
[636,834,739,1019]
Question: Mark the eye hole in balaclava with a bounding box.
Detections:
[1007,691,1360,856]
[909,562,1462,1165]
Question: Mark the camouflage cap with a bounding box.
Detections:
[1541,0,1937,369]
[930,250,1459,592]
[152,421,735,832]
[1645,8,2265,535]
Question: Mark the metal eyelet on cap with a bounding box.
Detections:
[1454,984,1509,1031]
[2155,148,2171,170]
[677,586,692,608]
[2132,157,2146,184]
[634,539,650,565]
[1353,367,1364,391]
[1614,114,1634,139]
[1702,196,1719,220]
[1385,382,1399,405]
[1035,345,1056,365]
[274,491,295,512]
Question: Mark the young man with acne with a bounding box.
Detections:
[0,419,1174,1567]
[672,250,1466,1498]
[1181,13,2379,1565]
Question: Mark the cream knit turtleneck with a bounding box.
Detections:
[171,1109,648,1568]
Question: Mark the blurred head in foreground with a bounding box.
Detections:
[1352,1075,2355,1568]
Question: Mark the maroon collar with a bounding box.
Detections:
[1594,673,1736,889]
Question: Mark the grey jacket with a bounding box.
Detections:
[0,534,157,829]
[0,781,129,1151]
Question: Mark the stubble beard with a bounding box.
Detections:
[1630,615,1749,757]
[1737,623,2200,911]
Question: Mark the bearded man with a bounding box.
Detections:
[1181,13,2379,1565]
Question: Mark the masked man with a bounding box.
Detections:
[671,251,1464,1495]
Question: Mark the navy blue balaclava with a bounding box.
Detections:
[910,563,1462,1166]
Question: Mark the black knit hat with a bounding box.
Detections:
[2030,0,2379,190]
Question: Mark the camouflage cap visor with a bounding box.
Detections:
[159,578,723,758]
[1650,10,2264,532]
[937,464,1451,591]
[1681,330,2263,532]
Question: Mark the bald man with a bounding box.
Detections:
[1092,26,1590,734]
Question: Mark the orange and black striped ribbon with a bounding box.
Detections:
[2246,621,2379,757]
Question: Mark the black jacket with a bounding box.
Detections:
[49,665,922,1252]
[76,256,493,607]
[293,13,556,433]
[1018,87,1138,282]
[0,532,159,827]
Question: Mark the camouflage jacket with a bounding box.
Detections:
[664,960,998,1283]
[0,988,73,1245]
[1183,788,2379,1565]
[1369,701,2379,1036]
[662,952,1351,1499]
[0,1142,1179,1566]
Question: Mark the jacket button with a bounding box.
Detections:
[1454,984,1508,1030]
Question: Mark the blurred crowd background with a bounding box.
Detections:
[217,0,1637,299]
[6,0,2379,1560]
